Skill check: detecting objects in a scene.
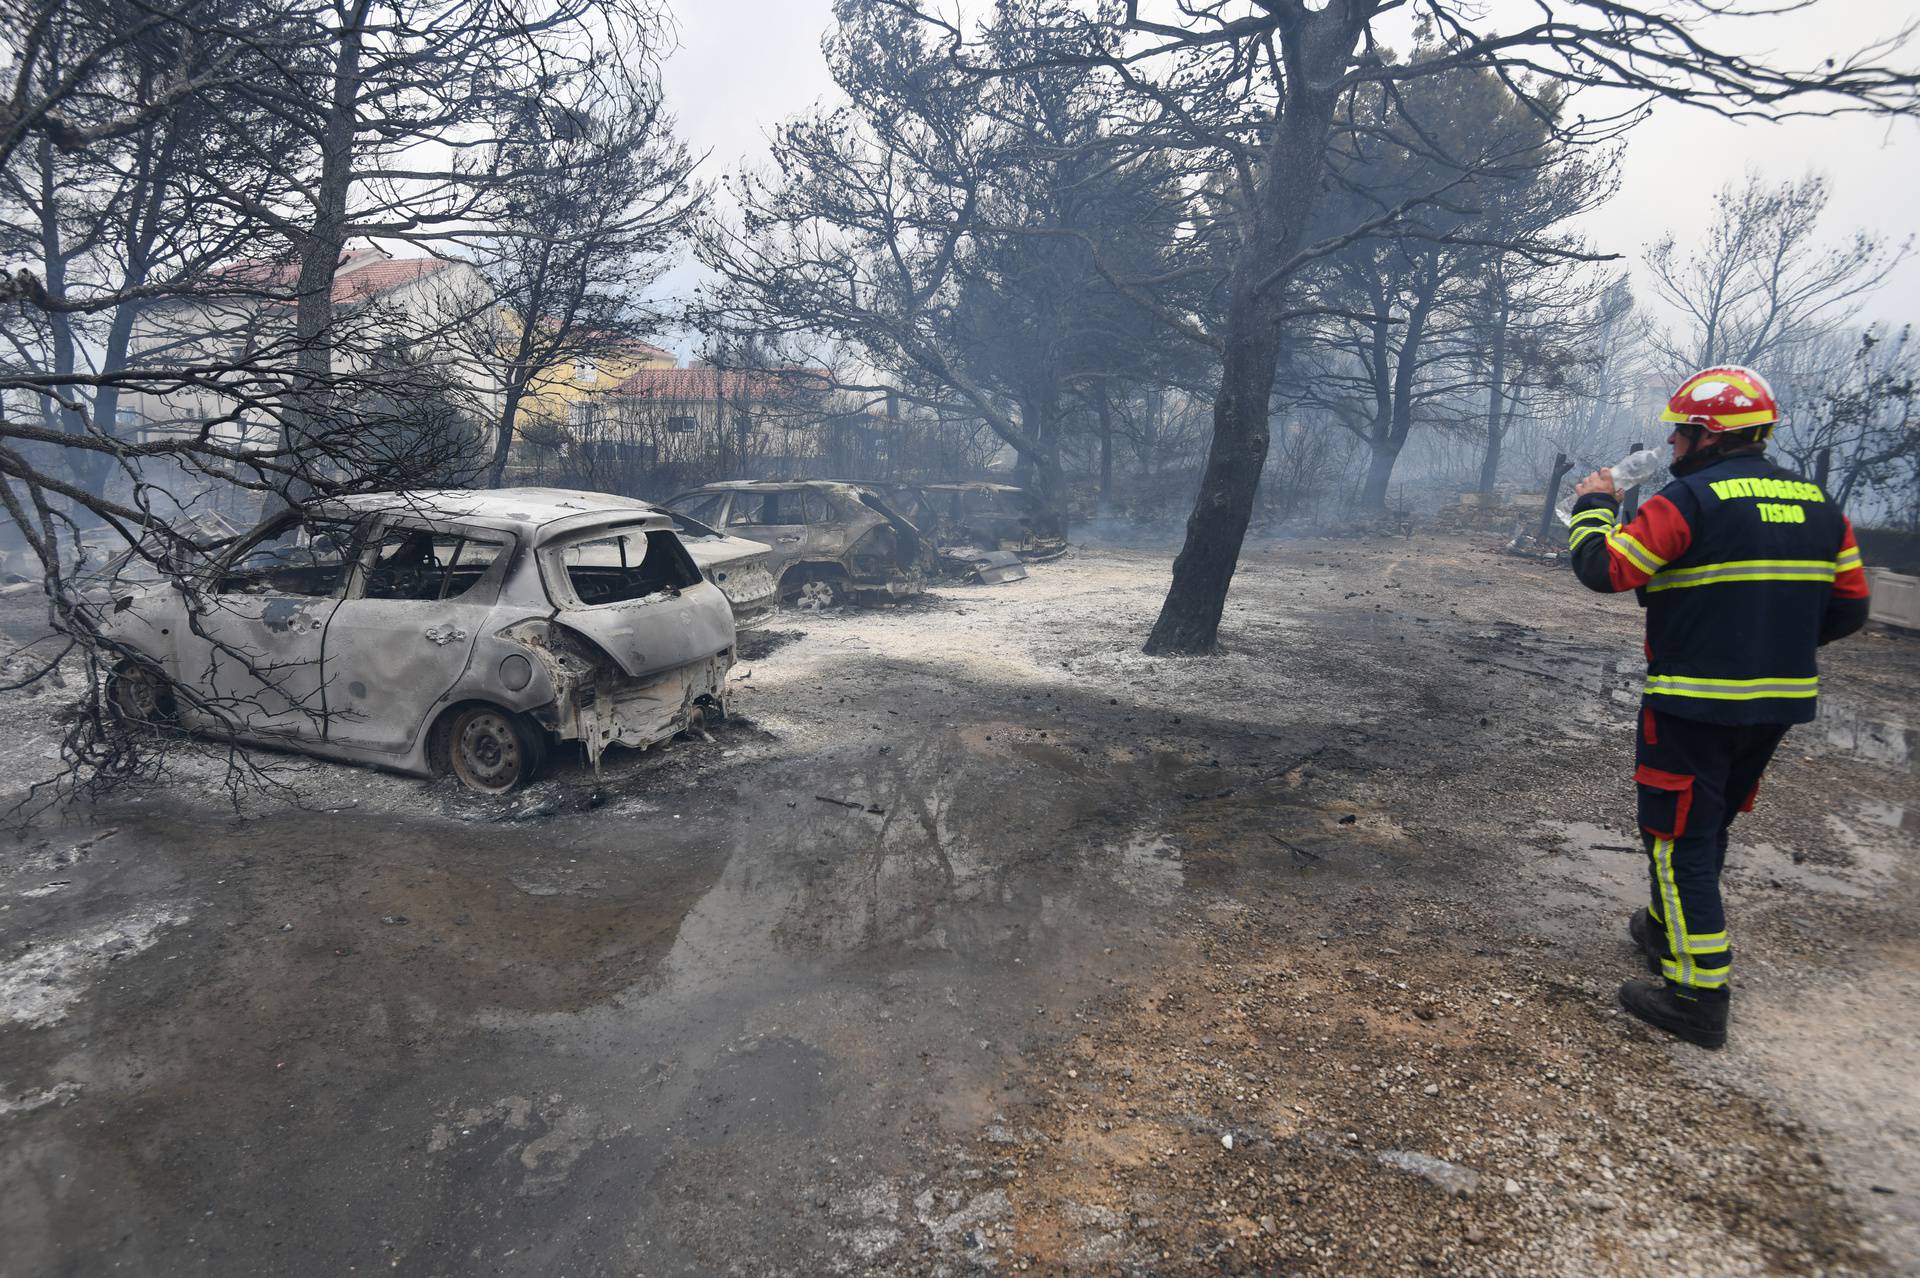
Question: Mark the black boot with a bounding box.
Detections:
[1618,977,1727,1050]
[1627,909,1665,976]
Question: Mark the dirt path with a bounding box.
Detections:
[0,537,1913,1276]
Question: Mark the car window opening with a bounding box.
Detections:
[217,517,359,598]
[365,529,507,602]
[561,527,701,606]
[669,492,728,525]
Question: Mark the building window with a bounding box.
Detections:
[573,358,597,385]
[666,415,697,434]
[567,400,592,430]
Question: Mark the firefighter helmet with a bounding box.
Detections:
[1659,366,1782,433]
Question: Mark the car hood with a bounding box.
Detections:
[681,531,773,569]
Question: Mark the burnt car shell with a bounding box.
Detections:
[885,482,1066,563]
[90,488,735,788]
[664,481,931,605]
[664,510,778,629]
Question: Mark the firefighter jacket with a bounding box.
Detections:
[1568,450,1870,726]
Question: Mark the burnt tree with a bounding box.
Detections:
[883,0,1919,653]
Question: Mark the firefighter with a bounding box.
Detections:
[1567,366,1871,1049]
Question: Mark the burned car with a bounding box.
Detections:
[664,480,930,610]
[663,509,779,629]
[92,488,734,793]
[883,482,1067,563]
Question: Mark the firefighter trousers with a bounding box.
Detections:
[1633,704,1790,1004]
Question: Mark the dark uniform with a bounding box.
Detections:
[1569,448,1870,1010]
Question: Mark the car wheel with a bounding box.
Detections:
[107,660,177,728]
[795,578,839,612]
[444,705,546,794]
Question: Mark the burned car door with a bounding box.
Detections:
[799,488,845,559]
[724,490,809,575]
[175,512,363,740]
[319,520,512,753]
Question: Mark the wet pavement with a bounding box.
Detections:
[0,700,1306,1275]
[2,539,1916,1276]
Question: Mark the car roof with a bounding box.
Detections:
[686,479,871,494]
[309,488,667,540]
[916,482,1023,494]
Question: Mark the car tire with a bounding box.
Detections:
[107,660,178,728]
[794,577,839,612]
[441,704,547,794]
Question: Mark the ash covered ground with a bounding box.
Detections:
[0,535,1915,1277]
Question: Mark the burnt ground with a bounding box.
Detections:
[0,536,1914,1277]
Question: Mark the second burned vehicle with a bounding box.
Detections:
[659,510,779,628]
[880,482,1066,568]
[665,480,931,610]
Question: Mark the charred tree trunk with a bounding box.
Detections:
[487,382,528,488]
[89,64,179,508]
[1143,326,1283,654]
[1015,389,1066,521]
[1477,297,1510,502]
[1358,284,1434,514]
[32,137,111,506]
[1359,443,1402,513]
[1097,382,1114,506]
[1144,78,1353,652]
[275,1,369,510]
[1145,6,1371,654]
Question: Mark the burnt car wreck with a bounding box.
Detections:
[666,480,931,610]
[885,483,1066,561]
[663,509,779,629]
[91,489,735,792]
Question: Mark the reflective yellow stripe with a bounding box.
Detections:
[1651,833,1732,992]
[1569,525,1607,550]
[1663,960,1729,988]
[1652,838,1693,988]
[1659,406,1777,428]
[1647,674,1818,688]
[1607,531,1665,574]
[1646,674,1818,701]
[1645,558,1838,593]
[1569,508,1615,527]
[1836,549,1863,571]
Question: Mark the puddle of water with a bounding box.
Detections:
[1526,822,1648,941]
[1817,694,1914,772]
[1855,799,1918,836]
[1732,840,1883,900]
[1533,811,1905,928]
[0,905,188,1028]
[1472,623,1912,772]
[1109,831,1184,904]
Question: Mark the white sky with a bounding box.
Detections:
[658,1,1920,356]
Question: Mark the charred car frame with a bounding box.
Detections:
[92,488,735,793]
[664,480,930,610]
[881,482,1066,563]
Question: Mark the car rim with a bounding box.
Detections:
[452,710,522,793]
[115,667,164,723]
[798,580,834,611]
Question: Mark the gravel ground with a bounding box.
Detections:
[0,534,1913,1276]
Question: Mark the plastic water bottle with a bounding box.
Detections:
[1556,448,1666,526]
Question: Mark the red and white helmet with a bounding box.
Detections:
[1659,366,1782,433]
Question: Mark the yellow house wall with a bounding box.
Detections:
[512,336,675,439]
